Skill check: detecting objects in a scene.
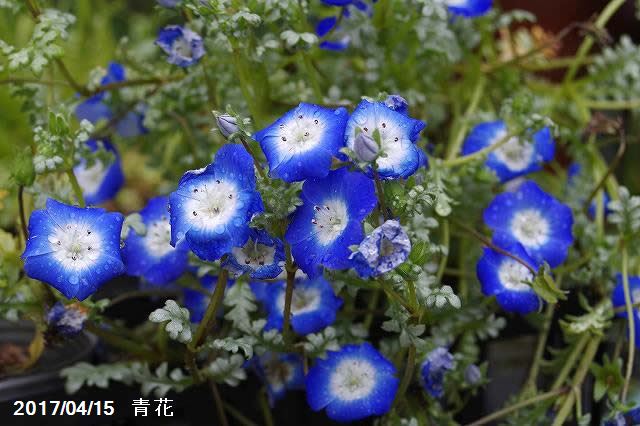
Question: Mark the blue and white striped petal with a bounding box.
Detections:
[305,343,399,422]
[252,353,305,406]
[476,235,542,314]
[122,196,189,285]
[254,103,349,182]
[461,121,555,182]
[256,276,343,335]
[285,168,377,275]
[483,181,574,267]
[345,99,426,179]
[224,228,285,280]
[73,139,124,206]
[21,199,125,300]
[169,144,263,262]
[445,0,492,18]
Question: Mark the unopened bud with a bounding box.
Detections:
[215,113,239,138]
[353,132,379,162]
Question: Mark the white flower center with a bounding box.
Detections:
[510,209,550,248]
[329,358,376,402]
[231,238,276,268]
[277,286,321,315]
[276,113,325,155]
[498,259,532,291]
[48,223,102,273]
[173,37,193,59]
[75,160,107,197]
[184,179,239,232]
[264,359,295,392]
[310,199,349,245]
[493,132,534,172]
[144,217,174,258]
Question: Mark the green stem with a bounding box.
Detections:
[583,98,640,110]
[0,78,70,88]
[85,322,158,359]
[189,268,229,351]
[363,289,381,331]
[551,336,602,426]
[209,380,230,426]
[466,387,569,426]
[283,243,297,345]
[563,0,627,84]
[521,303,554,395]
[435,220,450,284]
[442,131,517,168]
[394,345,416,407]
[259,388,275,426]
[621,245,634,402]
[66,169,85,207]
[379,280,417,316]
[236,135,267,180]
[446,76,486,160]
[551,333,590,390]
[223,401,258,426]
[109,289,178,306]
[373,167,390,221]
[18,186,28,242]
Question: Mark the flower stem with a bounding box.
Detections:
[373,167,390,221]
[551,336,602,426]
[259,388,275,426]
[66,169,85,207]
[445,76,486,160]
[223,401,258,426]
[282,243,297,345]
[363,288,381,331]
[466,387,569,426]
[550,333,590,391]
[237,135,268,180]
[209,380,230,426]
[394,345,416,406]
[621,245,634,403]
[442,131,517,168]
[521,303,555,395]
[190,268,229,351]
[17,186,28,242]
[85,322,158,360]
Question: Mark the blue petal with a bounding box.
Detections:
[74,140,124,205]
[447,0,492,18]
[321,0,353,5]
[75,99,112,124]
[255,103,349,182]
[316,16,338,37]
[115,111,147,138]
[612,274,640,318]
[102,62,126,85]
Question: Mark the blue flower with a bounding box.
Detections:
[350,219,411,278]
[483,181,574,267]
[345,99,426,179]
[461,121,555,182]
[254,103,349,182]
[122,196,189,285]
[46,302,88,337]
[420,347,455,398]
[223,228,285,280]
[316,16,351,51]
[73,139,124,205]
[169,144,263,261]
[22,199,125,300]
[445,0,492,18]
[252,353,305,406]
[604,406,640,426]
[285,168,376,275]
[476,234,542,314]
[254,276,343,335]
[611,274,640,348]
[157,0,180,7]
[75,62,147,138]
[306,342,398,422]
[156,25,205,67]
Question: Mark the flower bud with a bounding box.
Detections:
[215,113,239,138]
[353,132,379,162]
[384,94,408,115]
[464,364,481,385]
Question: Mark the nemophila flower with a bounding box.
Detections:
[476,235,542,314]
[611,274,640,348]
[156,25,205,67]
[256,276,343,335]
[223,229,285,280]
[444,0,492,18]
[75,62,147,138]
[345,100,426,179]
[316,16,350,51]
[350,219,411,278]
[252,353,305,406]
[73,139,124,205]
[285,168,376,274]
[22,199,125,300]
[461,121,555,182]
[122,196,189,285]
[604,406,640,426]
[169,144,263,262]
[215,113,239,139]
[254,103,349,182]
[46,302,88,337]
[420,347,455,398]
[306,343,399,422]
[483,181,574,267]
